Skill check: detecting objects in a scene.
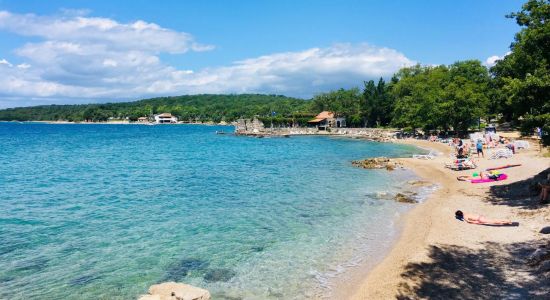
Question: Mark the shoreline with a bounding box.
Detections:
[348,139,549,299]
[2,120,232,126]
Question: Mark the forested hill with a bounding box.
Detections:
[0,94,312,122]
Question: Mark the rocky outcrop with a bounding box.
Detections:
[139,282,210,300]
[352,157,403,171]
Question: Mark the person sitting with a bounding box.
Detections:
[455,210,516,225]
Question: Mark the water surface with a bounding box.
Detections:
[0,123,422,299]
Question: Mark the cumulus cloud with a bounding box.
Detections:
[176,44,414,96]
[0,10,212,53]
[0,10,414,108]
[485,51,511,67]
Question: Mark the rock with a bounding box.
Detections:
[540,226,550,234]
[539,260,550,273]
[352,157,403,170]
[139,282,211,300]
[203,268,236,282]
[527,248,550,266]
[394,193,418,204]
[407,180,432,187]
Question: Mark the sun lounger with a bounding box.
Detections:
[445,158,477,170]
[514,140,530,149]
[489,148,513,159]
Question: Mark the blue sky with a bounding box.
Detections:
[0,0,524,108]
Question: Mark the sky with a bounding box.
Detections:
[0,0,525,108]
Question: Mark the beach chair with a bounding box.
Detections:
[514,140,530,149]
[489,148,513,159]
[445,158,477,170]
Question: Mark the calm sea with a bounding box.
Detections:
[0,123,425,299]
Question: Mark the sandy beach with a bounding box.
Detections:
[348,138,550,299]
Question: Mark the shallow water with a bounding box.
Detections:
[0,123,423,299]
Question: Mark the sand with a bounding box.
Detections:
[350,139,550,299]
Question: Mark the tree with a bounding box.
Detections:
[492,0,550,144]
[390,61,489,135]
[311,88,363,126]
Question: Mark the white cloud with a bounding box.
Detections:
[0,10,213,54]
[0,10,414,108]
[0,58,13,67]
[485,51,511,67]
[17,63,31,69]
[175,44,414,96]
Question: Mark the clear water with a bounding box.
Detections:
[0,123,423,299]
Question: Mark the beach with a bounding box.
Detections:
[349,139,550,299]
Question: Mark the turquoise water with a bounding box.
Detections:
[0,123,423,299]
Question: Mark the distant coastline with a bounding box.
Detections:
[4,120,232,126]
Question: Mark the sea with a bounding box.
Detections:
[0,123,431,299]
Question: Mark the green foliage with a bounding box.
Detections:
[390,61,489,134]
[0,94,310,122]
[311,88,363,126]
[521,113,550,145]
[309,78,393,128]
[362,78,394,127]
[491,0,550,143]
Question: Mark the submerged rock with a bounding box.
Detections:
[407,180,432,187]
[351,157,403,171]
[69,274,101,286]
[163,258,209,281]
[139,282,210,300]
[394,193,418,204]
[203,268,236,282]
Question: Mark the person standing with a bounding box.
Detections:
[476,139,484,158]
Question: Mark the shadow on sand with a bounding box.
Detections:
[396,241,549,299]
[485,168,550,210]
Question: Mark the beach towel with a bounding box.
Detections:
[470,173,508,183]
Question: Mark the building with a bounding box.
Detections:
[154,113,178,124]
[137,117,149,123]
[307,111,346,130]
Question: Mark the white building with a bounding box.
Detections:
[154,113,178,124]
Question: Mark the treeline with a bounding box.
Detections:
[315,60,491,133]
[311,0,549,145]
[0,94,311,123]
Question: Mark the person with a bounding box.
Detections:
[456,171,500,181]
[505,140,516,154]
[455,210,515,225]
[457,139,465,158]
[539,174,550,204]
[540,184,550,203]
[476,139,484,158]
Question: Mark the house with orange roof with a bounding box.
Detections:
[307,111,346,130]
